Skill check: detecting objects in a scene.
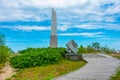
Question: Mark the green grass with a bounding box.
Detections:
[110,53,120,80]
[111,69,120,80]
[8,60,86,80]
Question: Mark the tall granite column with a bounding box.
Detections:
[50,8,58,48]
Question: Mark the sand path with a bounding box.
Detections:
[0,63,15,80]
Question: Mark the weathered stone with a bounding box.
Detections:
[66,40,78,54]
[65,54,82,61]
[66,40,83,60]
[50,8,58,48]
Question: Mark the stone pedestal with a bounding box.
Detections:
[65,54,83,61]
[50,36,57,48]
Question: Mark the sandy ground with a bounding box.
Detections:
[0,63,16,80]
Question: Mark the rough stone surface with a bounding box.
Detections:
[50,36,58,48]
[66,40,78,54]
[50,8,57,48]
[54,54,120,80]
[65,54,82,60]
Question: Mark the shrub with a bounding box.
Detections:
[78,45,87,53]
[53,47,67,58]
[0,33,5,46]
[0,45,10,63]
[10,48,66,68]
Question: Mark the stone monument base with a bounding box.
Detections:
[65,54,83,61]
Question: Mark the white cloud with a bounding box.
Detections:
[0,0,119,20]
[57,23,120,31]
[76,23,120,30]
[15,26,50,31]
[2,0,88,8]
[58,32,103,37]
[0,0,120,31]
[0,26,50,31]
[58,25,71,31]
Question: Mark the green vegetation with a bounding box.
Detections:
[1,32,119,80]
[110,54,120,59]
[0,45,11,63]
[78,42,117,54]
[18,47,66,58]
[0,63,4,70]
[0,63,4,73]
[0,33,11,64]
[111,69,120,80]
[9,47,86,79]
[10,48,66,68]
[110,54,120,80]
[0,33,12,74]
[8,60,86,80]
[0,32,5,46]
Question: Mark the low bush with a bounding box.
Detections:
[0,45,10,63]
[18,47,67,57]
[52,47,67,58]
[10,48,66,68]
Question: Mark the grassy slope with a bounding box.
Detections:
[8,60,86,80]
[110,54,120,80]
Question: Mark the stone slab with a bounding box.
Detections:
[65,54,83,61]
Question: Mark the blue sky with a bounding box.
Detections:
[0,0,120,52]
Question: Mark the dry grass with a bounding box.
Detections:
[110,53,120,59]
[8,60,86,80]
[0,63,4,73]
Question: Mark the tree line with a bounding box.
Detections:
[78,42,118,54]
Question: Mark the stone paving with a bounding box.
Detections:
[54,54,120,80]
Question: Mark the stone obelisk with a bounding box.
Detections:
[50,8,58,48]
